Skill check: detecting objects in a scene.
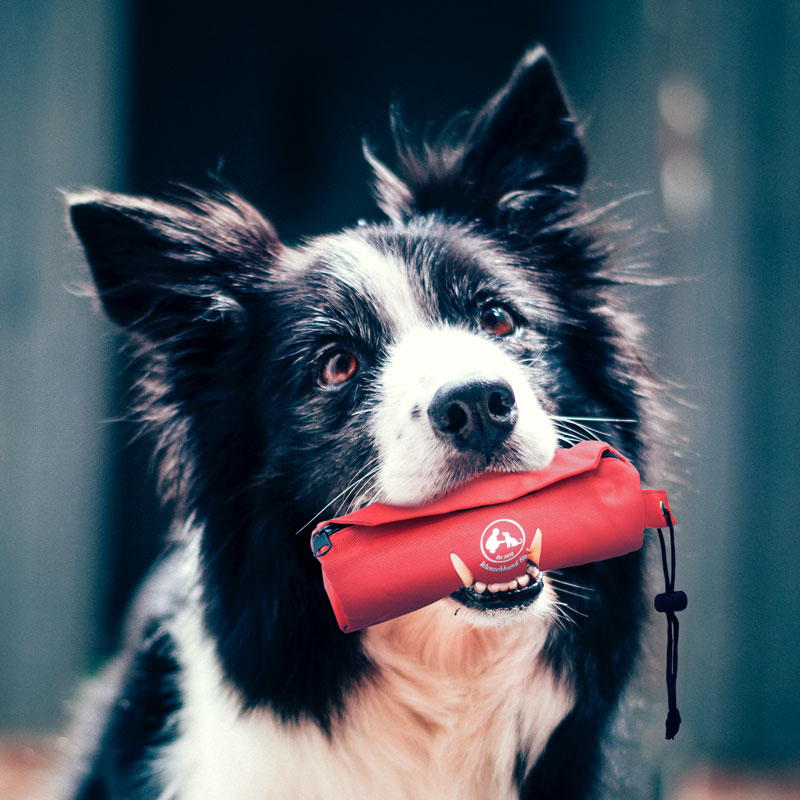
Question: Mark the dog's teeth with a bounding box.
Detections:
[450,552,474,588]
[488,583,502,593]
[517,573,531,588]
[508,579,518,591]
[474,582,487,594]
[528,528,543,567]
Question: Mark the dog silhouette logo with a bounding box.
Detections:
[480,519,527,565]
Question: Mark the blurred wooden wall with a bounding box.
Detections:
[0,0,126,730]
[2,4,799,798]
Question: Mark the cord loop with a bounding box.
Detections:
[656,501,685,740]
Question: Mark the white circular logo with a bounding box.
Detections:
[480,518,527,565]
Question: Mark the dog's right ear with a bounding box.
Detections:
[67,188,281,333]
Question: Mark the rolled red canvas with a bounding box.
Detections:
[312,441,671,633]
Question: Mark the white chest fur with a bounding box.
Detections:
[158,600,573,800]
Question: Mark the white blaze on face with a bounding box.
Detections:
[308,234,423,329]
[374,326,557,506]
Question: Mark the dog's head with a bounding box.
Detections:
[68,48,650,717]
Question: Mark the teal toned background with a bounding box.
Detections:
[1,1,798,796]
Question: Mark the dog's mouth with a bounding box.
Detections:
[448,551,545,612]
[353,458,551,613]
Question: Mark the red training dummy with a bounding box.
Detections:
[311,441,671,634]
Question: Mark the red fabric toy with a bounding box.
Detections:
[312,440,686,739]
[312,441,671,633]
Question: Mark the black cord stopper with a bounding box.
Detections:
[656,502,686,740]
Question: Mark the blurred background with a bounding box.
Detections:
[1,0,798,797]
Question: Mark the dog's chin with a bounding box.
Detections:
[431,573,554,629]
[449,573,545,616]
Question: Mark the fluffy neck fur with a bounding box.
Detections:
[161,551,573,800]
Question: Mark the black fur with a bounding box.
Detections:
[66,47,656,799]
[73,628,179,800]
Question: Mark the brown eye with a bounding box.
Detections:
[320,350,359,386]
[480,304,516,337]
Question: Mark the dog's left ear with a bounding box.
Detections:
[368,46,586,222]
[462,46,587,192]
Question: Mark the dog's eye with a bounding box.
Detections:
[319,350,359,386]
[479,303,516,337]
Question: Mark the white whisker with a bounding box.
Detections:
[551,586,592,601]
[547,576,596,593]
[334,467,382,517]
[551,599,589,621]
[292,462,381,535]
[549,416,637,423]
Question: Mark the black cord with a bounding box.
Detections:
[654,502,687,740]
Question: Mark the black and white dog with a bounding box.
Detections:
[64,47,657,800]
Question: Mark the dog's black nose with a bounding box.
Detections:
[428,378,517,455]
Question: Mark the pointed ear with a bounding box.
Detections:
[67,189,281,332]
[371,46,587,222]
[462,46,586,192]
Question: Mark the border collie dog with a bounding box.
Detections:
[65,48,656,800]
